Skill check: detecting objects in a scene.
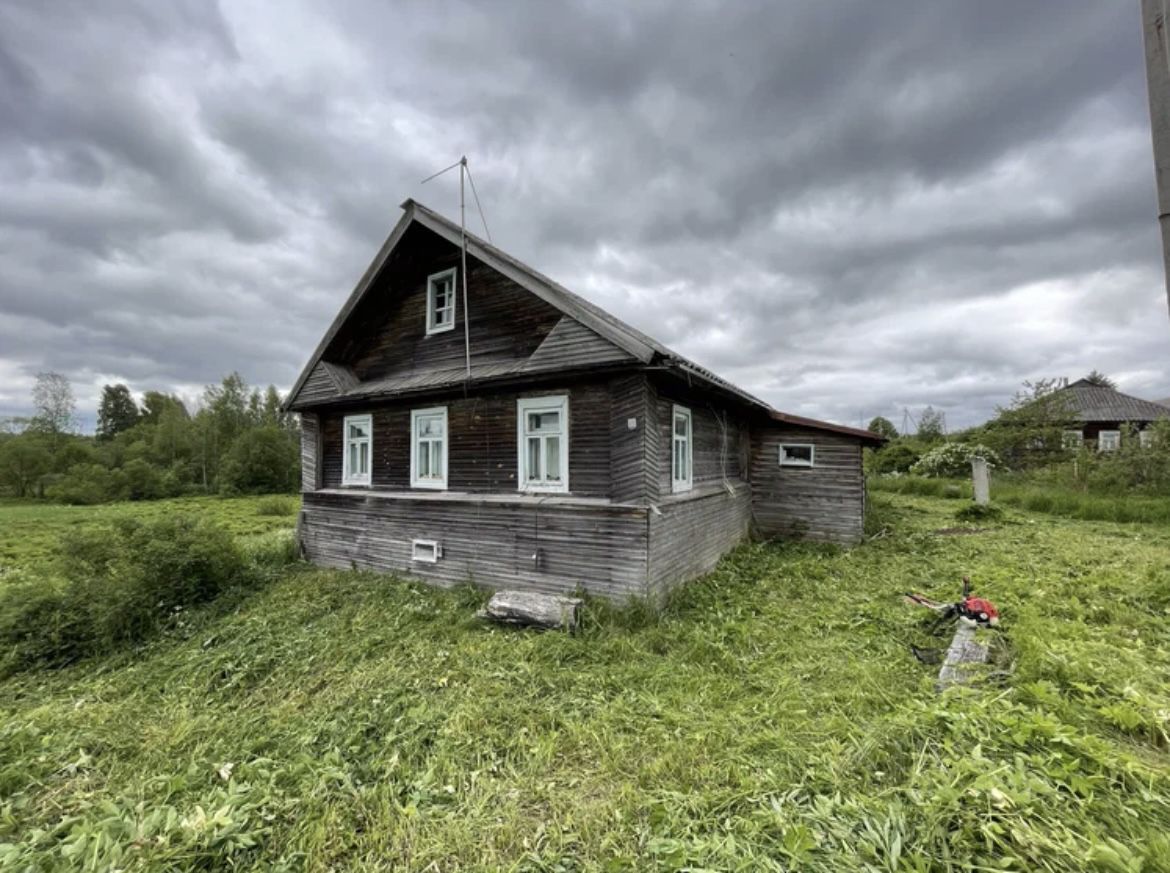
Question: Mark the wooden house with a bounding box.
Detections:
[1052,379,1170,451]
[285,199,883,601]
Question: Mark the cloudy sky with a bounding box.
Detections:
[2,0,1168,432]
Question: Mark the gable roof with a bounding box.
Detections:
[285,199,885,445]
[1057,379,1170,423]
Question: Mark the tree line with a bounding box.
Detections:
[0,372,300,503]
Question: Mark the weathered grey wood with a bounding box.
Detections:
[751,425,865,544]
[478,590,582,630]
[935,623,989,691]
[300,413,320,493]
[971,458,990,505]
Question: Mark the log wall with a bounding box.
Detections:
[317,379,614,497]
[646,483,752,603]
[300,412,321,492]
[750,425,865,544]
[300,491,649,601]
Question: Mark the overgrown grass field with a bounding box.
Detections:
[0,494,299,576]
[1,494,1168,870]
[870,474,1170,525]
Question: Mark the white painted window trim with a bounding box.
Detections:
[1062,430,1083,450]
[411,538,442,563]
[779,443,815,468]
[410,406,448,490]
[342,413,373,486]
[425,267,457,335]
[517,394,569,494]
[1098,430,1121,452]
[671,404,693,494]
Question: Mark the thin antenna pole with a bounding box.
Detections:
[460,156,471,381]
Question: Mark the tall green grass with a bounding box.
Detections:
[870,475,1170,524]
[0,495,1168,870]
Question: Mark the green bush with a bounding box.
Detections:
[49,462,128,504]
[219,426,299,495]
[955,503,1005,523]
[868,441,923,475]
[912,442,1003,478]
[255,495,298,517]
[0,516,250,672]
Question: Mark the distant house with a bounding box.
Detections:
[1052,379,1170,451]
[284,199,883,602]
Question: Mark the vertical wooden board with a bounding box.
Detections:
[609,373,652,503]
[300,413,320,492]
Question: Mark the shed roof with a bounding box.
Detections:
[1057,379,1170,423]
[287,199,885,446]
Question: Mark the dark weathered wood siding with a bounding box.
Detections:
[317,380,615,497]
[301,491,649,600]
[751,425,865,544]
[647,483,752,602]
[651,386,750,497]
[300,413,320,492]
[329,225,564,383]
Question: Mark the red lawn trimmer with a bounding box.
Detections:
[904,576,1001,664]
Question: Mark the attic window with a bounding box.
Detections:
[779,443,815,467]
[426,268,456,335]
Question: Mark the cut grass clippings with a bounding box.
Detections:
[0,493,1168,870]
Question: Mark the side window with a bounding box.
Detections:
[426,268,456,335]
[671,405,693,493]
[411,407,448,489]
[518,395,569,493]
[779,443,815,467]
[342,414,372,486]
[1062,430,1083,450]
[1098,430,1121,452]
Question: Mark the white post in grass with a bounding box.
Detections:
[971,457,990,505]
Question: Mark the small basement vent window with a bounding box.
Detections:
[779,443,815,467]
[411,539,441,563]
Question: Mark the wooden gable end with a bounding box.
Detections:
[326,223,564,383]
[288,221,641,409]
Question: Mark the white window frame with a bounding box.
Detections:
[671,404,693,493]
[411,538,442,563]
[779,443,815,468]
[1098,430,1121,452]
[517,395,569,494]
[425,267,457,335]
[1139,429,1154,449]
[1062,430,1083,450]
[410,406,448,490]
[341,413,373,486]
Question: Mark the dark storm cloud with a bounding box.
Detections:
[0,0,1166,430]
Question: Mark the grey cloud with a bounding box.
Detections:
[0,0,1166,432]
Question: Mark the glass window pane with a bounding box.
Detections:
[349,443,357,474]
[417,441,430,476]
[349,421,367,439]
[527,437,541,480]
[528,411,560,433]
[359,442,368,474]
[431,442,443,478]
[674,414,688,437]
[545,436,561,480]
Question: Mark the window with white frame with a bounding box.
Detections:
[517,395,568,492]
[410,407,448,489]
[411,539,441,562]
[671,405,693,493]
[1139,429,1155,449]
[1062,430,1083,450]
[779,443,815,467]
[342,414,372,486]
[426,268,456,335]
[1098,430,1121,452]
